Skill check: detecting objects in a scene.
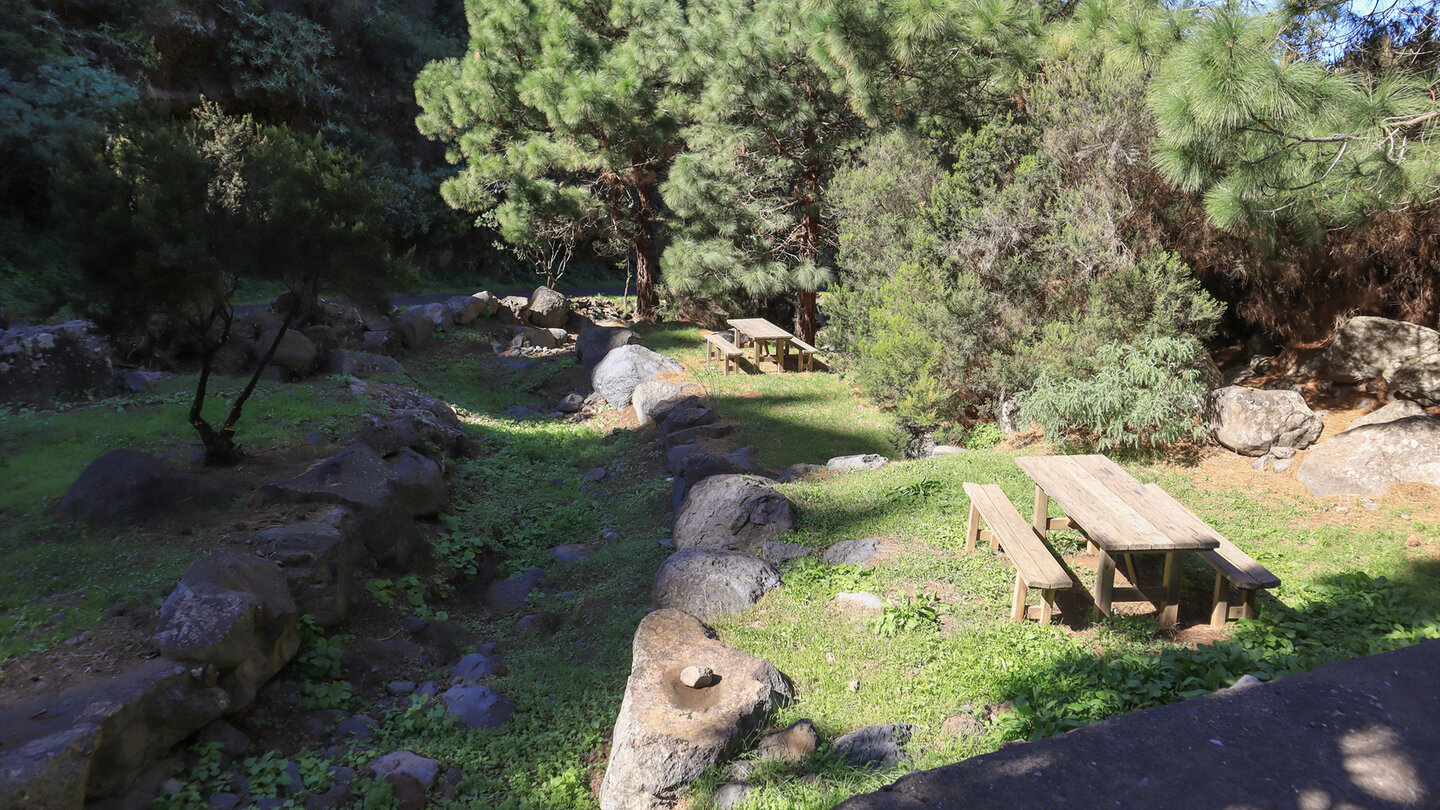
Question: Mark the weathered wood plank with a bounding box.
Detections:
[1142,484,1280,589]
[962,483,1071,590]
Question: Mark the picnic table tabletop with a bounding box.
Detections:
[1015,455,1221,553]
[727,317,795,340]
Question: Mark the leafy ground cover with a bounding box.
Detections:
[7,320,1440,810]
[0,377,378,662]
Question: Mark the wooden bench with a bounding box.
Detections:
[1143,484,1280,628]
[788,336,817,372]
[963,482,1073,623]
[706,332,744,375]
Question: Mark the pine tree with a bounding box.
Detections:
[662,0,1042,342]
[1148,7,1439,242]
[414,0,703,321]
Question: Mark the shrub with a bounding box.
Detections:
[1018,335,1208,450]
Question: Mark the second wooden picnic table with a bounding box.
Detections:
[1015,454,1222,627]
[727,317,795,372]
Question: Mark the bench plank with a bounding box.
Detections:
[1142,485,1280,589]
[963,483,1071,590]
[706,333,744,355]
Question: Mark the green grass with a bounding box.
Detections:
[636,322,902,469]
[0,375,380,662]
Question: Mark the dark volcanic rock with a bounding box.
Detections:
[56,450,236,527]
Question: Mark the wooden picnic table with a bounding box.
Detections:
[1014,454,1222,628]
[727,317,795,372]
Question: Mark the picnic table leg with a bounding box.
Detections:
[779,339,787,372]
[1031,487,1048,536]
[1210,570,1229,629]
[1159,551,1182,628]
[1093,550,1116,621]
[754,338,762,368]
[964,502,981,554]
[1010,576,1028,622]
[1093,550,1115,622]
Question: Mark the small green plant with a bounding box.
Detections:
[869,593,943,637]
[782,558,877,601]
[965,422,1005,450]
[365,578,396,605]
[301,678,354,710]
[888,477,945,504]
[433,532,491,580]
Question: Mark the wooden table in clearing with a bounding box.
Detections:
[727,317,795,372]
[1015,454,1221,628]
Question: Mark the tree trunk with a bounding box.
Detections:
[188,303,245,466]
[634,228,659,322]
[796,289,818,344]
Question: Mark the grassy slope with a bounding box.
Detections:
[0,377,377,662]
[9,320,1439,810]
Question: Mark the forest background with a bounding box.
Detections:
[1,0,1436,449]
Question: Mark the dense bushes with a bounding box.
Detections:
[824,60,1223,447]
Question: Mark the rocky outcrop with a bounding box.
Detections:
[652,549,782,620]
[1297,415,1440,496]
[1206,386,1324,457]
[1308,316,1440,383]
[577,325,640,374]
[258,328,318,377]
[0,660,233,805]
[1384,351,1440,406]
[674,475,795,556]
[598,610,793,810]
[258,444,428,569]
[55,449,236,527]
[1342,400,1426,433]
[152,550,300,709]
[591,344,683,409]
[632,379,705,425]
[526,286,571,329]
[257,520,355,627]
[323,349,406,377]
[0,320,115,403]
[827,454,889,471]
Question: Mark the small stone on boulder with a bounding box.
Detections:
[597,610,792,810]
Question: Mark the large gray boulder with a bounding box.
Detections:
[598,610,793,810]
[257,444,424,569]
[1206,386,1324,457]
[258,328,318,377]
[396,305,444,348]
[259,443,397,512]
[591,344,684,409]
[0,320,115,403]
[348,379,473,459]
[55,449,236,527]
[257,520,356,626]
[652,550,782,620]
[674,475,795,555]
[1384,351,1440,406]
[1309,316,1440,382]
[1297,415,1440,496]
[671,446,761,513]
[577,325,641,374]
[387,447,448,518]
[152,550,300,708]
[632,379,705,425]
[445,295,486,325]
[1343,400,1426,433]
[526,286,571,329]
[0,660,232,803]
